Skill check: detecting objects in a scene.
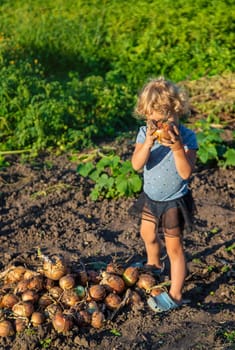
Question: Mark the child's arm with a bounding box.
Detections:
[131,125,155,171]
[161,125,197,179]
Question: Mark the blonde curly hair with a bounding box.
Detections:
[135,77,189,119]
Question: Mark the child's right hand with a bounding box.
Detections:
[145,120,156,148]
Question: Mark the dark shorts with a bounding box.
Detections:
[128,191,195,235]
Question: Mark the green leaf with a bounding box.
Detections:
[110,329,122,336]
[223,148,235,167]
[77,162,95,177]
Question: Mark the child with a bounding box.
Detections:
[130,77,198,313]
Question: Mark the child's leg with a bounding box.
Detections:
[140,214,162,269]
[163,208,186,303]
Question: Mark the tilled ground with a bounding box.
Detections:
[0,139,234,350]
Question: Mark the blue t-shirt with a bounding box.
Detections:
[136,124,198,201]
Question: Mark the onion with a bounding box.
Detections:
[52,312,73,333]
[100,272,126,294]
[87,300,99,314]
[104,293,122,310]
[22,290,39,303]
[43,255,67,281]
[62,290,80,307]
[76,310,91,327]
[0,320,15,337]
[27,276,44,291]
[77,270,88,286]
[49,286,63,299]
[12,301,34,318]
[91,311,105,329]
[128,290,142,306]
[44,278,55,290]
[87,270,100,284]
[106,262,124,275]
[122,266,139,286]
[137,273,156,291]
[152,121,172,143]
[15,318,27,333]
[89,285,106,301]
[24,270,40,280]
[74,285,86,299]
[31,312,45,326]
[38,293,53,308]
[150,287,164,297]
[14,279,29,294]
[45,304,62,319]
[0,293,19,309]
[59,274,75,290]
[4,266,26,284]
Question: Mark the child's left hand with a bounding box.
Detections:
[161,124,183,151]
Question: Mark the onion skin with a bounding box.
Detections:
[12,301,34,318]
[45,304,62,319]
[122,266,139,287]
[48,286,63,299]
[14,279,29,294]
[77,270,88,286]
[137,274,156,291]
[101,272,126,294]
[76,310,91,327]
[61,290,80,307]
[106,262,124,276]
[52,312,73,333]
[27,276,44,292]
[152,121,173,143]
[59,274,75,290]
[0,320,15,337]
[22,290,39,303]
[43,255,67,281]
[4,266,26,284]
[91,311,105,329]
[150,287,164,297]
[38,293,53,308]
[31,312,45,326]
[104,293,122,310]
[89,285,106,301]
[0,293,19,309]
[15,318,27,333]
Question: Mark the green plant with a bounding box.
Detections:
[223,330,235,344]
[39,338,52,349]
[195,116,235,166]
[77,154,142,200]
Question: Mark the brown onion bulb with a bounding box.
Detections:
[31,312,45,327]
[23,270,40,280]
[77,270,88,286]
[61,290,80,307]
[89,285,106,301]
[0,293,19,309]
[128,290,142,306]
[106,262,124,275]
[27,276,44,291]
[12,301,34,318]
[101,272,125,294]
[87,270,100,284]
[122,266,139,286]
[38,293,53,308]
[76,310,91,327]
[91,311,105,329]
[104,293,122,310]
[43,255,67,281]
[45,304,62,319]
[0,320,15,337]
[22,290,39,303]
[49,286,63,299]
[44,278,55,291]
[137,274,156,291]
[59,274,75,290]
[14,279,29,294]
[52,312,73,333]
[150,287,164,297]
[15,318,28,333]
[4,266,26,284]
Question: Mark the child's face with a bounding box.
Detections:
[147,111,179,125]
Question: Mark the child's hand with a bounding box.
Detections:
[161,124,183,151]
[145,120,157,148]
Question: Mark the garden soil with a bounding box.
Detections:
[0,136,234,350]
